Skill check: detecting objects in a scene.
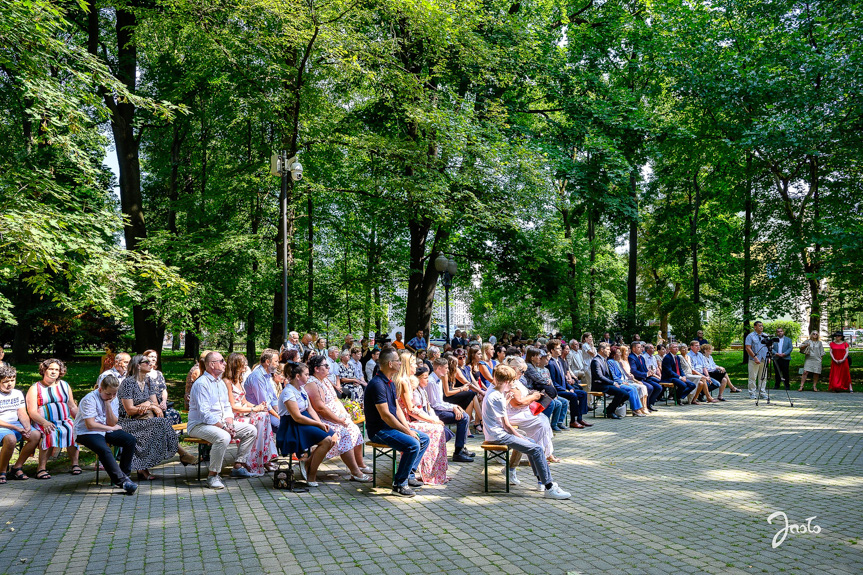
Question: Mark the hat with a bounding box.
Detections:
[832,331,844,340]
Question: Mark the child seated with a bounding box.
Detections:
[481,365,571,500]
[0,365,41,482]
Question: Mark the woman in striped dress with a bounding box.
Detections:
[26,359,80,479]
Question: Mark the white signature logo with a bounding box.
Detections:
[767,511,821,548]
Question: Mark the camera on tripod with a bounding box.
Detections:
[760,333,780,345]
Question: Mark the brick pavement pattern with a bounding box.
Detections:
[1,392,861,575]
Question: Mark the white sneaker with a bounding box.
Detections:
[759,393,768,399]
[504,468,520,485]
[748,393,757,399]
[543,482,571,500]
[206,475,225,490]
[537,482,545,492]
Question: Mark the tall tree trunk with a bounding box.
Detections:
[87,1,160,352]
[184,310,201,360]
[742,153,753,362]
[690,172,702,330]
[404,223,447,337]
[588,209,597,321]
[363,225,376,337]
[627,167,638,333]
[306,193,314,330]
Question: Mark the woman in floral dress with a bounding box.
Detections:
[304,355,370,482]
[143,349,182,426]
[394,352,449,485]
[223,353,277,475]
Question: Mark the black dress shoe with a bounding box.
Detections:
[607,412,622,420]
[453,452,474,463]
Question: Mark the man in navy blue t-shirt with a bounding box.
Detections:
[363,348,430,497]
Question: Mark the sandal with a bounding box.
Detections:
[137,471,159,481]
[70,465,83,476]
[36,469,51,480]
[10,467,28,480]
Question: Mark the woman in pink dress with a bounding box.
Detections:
[394,353,448,485]
[828,332,852,392]
[224,353,278,475]
[305,355,371,482]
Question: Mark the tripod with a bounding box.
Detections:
[756,347,794,407]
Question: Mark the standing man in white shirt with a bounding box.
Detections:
[745,321,769,399]
[187,352,258,489]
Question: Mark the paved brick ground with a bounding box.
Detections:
[1,391,861,575]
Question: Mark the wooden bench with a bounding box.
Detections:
[176,423,244,481]
[660,382,678,405]
[366,441,398,487]
[480,443,511,493]
[587,391,606,418]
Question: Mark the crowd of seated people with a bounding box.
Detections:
[0,328,747,498]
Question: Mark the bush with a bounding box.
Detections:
[704,304,740,351]
[667,297,701,344]
[761,320,802,342]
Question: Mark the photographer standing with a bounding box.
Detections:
[745,321,769,399]
[772,328,793,390]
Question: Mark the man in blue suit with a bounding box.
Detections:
[628,341,662,411]
[547,341,592,428]
[589,342,629,419]
[661,343,696,404]
[772,327,793,390]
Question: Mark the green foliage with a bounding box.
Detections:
[704,304,740,351]
[761,321,802,343]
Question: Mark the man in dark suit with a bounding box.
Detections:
[547,341,592,428]
[772,327,792,390]
[589,342,629,419]
[628,341,662,411]
[661,343,696,404]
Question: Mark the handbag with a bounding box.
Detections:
[273,462,291,490]
[614,404,627,418]
[529,393,554,415]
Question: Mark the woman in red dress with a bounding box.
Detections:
[828,332,852,392]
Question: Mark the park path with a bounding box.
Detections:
[1,391,861,575]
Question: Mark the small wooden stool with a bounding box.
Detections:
[481,442,511,493]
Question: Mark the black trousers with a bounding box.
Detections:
[76,430,136,485]
[774,358,791,388]
[433,409,469,451]
[446,389,476,410]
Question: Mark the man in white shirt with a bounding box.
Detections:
[348,348,365,385]
[566,341,589,389]
[688,341,720,394]
[365,349,379,382]
[326,347,341,393]
[96,352,131,388]
[187,352,258,489]
[426,359,473,462]
[745,321,769,399]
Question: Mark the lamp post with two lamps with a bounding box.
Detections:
[271,151,303,349]
[434,255,458,346]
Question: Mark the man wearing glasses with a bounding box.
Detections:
[188,352,258,489]
[363,348,430,497]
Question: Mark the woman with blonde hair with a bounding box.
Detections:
[394,352,449,484]
[799,331,825,391]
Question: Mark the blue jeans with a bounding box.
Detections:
[543,398,566,430]
[372,428,430,487]
[434,409,469,451]
[620,384,642,411]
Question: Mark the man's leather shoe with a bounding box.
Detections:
[608,413,622,420]
[453,452,474,463]
[579,421,593,427]
[570,422,584,429]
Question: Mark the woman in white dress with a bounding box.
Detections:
[799,331,826,391]
[502,356,557,483]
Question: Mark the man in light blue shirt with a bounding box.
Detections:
[745,321,769,399]
[772,327,793,390]
[688,341,720,394]
[244,348,280,431]
[188,351,258,489]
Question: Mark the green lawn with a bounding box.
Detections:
[711,349,861,390]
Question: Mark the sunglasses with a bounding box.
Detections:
[140,359,151,365]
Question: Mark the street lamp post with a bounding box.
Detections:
[434,255,458,346]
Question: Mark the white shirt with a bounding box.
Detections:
[580,342,595,364]
[187,372,233,429]
[365,359,377,382]
[481,389,508,443]
[426,372,458,412]
[0,389,25,424]
[278,384,309,416]
[74,390,119,437]
[688,350,707,373]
